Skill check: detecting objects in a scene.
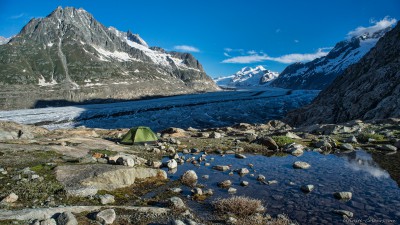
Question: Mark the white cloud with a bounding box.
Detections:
[10,13,24,19]
[222,48,331,64]
[223,52,231,57]
[294,39,299,43]
[247,50,257,55]
[347,16,397,38]
[173,45,200,52]
[224,48,244,53]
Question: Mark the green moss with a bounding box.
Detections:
[271,136,295,147]
[358,133,385,143]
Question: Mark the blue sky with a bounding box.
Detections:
[0,0,399,77]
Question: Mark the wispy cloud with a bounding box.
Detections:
[294,39,299,43]
[173,45,200,52]
[224,48,244,53]
[223,52,231,57]
[10,13,24,19]
[347,16,397,38]
[222,48,331,64]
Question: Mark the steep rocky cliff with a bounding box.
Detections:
[0,7,218,110]
[286,22,400,126]
[270,27,391,90]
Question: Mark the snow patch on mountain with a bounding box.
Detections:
[0,36,10,45]
[214,66,279,87]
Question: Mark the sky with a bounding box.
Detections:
[0,0,399,78]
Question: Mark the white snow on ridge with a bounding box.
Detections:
[215,66,279,87]
[93,45,141,62]
[38,75,57,86]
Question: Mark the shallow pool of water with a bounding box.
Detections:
[161,150,400,224]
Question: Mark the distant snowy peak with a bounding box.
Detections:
[214,66,279,87]
[0,36,10,45]
[270,25,393,90]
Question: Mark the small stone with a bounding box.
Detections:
[1,193,18,203]
[218,180,232,188]
[340,143,354,151]
[204,163,210,166]
[191,148,200,153]
[204,189,214,195]
[181,170,198,186]
[301,185,314,193]
[257,136,279,150]
[225,150,235,154]
[40,218,57,225]
[168,197,186,209]
[210,132,222,138]
[228,187,237,193]
[333,210,354,218]
[293,161,311,169]
[238,168,250,176]
[96,209,116,224]
[334,192,352,200]
[99,194,115,205]
[167,159,178,169]
[378,144,397,152]
[213,165,230,171]
[344,136,358,143]
[202,175,209,179]
[267,180,278,185]
[227,217,238,224]
[57,211,78,225]
[257,175,266,181]
[169,188,182,193]
[240,181,249,186]
[182,149,190,154]
[235,153,246,159]
[191,187,203,195]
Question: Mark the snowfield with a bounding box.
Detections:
[0,87,319,131]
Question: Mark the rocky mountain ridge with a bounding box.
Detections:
[214,66,279,87]
[0,6,218,110]
[286,22,400,126]
[270,26,392,90]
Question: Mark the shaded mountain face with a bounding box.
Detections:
[0,6,218,110]
[214,66,279,87]
[270,27,391,90]
[286,22,400,126]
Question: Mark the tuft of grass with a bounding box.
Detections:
[213,196,265,217]
[358,133,385,143]
[271,136,295,147]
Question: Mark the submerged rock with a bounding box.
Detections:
[293,161,311,169]
[218,180,232,188]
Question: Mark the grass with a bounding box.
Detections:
[271,136,295,147]
[213,196,265,217]
[358,133,385,143]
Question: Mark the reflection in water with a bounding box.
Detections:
[341,150,390,179]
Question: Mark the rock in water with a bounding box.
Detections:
[181,170,198,187]
[293,161,311,169]
[301,185,314,193]
[334,192,353,200]
[218,180,232,188]
[96,209,116,224]
[333,210,354,218]
[167,159,178,170]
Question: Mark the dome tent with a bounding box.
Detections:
[120,126,158,144]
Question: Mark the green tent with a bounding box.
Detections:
[120,126,158,144]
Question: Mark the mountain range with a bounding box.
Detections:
[0,36,10,45]
[214,66,279,87]
[286,22,400,125]
[270,26,392,90]
[0,6,218,110]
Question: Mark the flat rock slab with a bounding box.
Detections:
[0,206,169,221]
[55,164,167,196]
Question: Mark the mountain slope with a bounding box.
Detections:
[0,6,218,110]
[270,27,391,90]
[286,22,400,126]
[214,66,278,87]
[0,36,10,45]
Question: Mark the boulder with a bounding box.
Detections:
[256,136,279,150]
[377,144,397,152]
[284,143,304,156]
[293,161,311,169]
[168,197,186,210]
[301,185,314,193]
[167,159,178,169]
[210,132,222,139]
[340,143,354,151]
[57,212,78,225]
[181,170,198,187]
[40,218,57,225]
[96,209,116,224]
[99,194,115,205]
[1,193,18,204]
[235,153,246,159]
[334,192,352,200]
[218,180,232,188]
[344,136,358,143]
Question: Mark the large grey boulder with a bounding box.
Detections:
[96,209,116,224]
[57,211,78,225]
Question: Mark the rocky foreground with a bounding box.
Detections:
[0,119,399,224]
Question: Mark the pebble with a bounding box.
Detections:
[240,181,249,186]
[301,185,314,193]
[228,187,237,193]
[218,180,232,188]
[334,192,352,200]
[257,175,266,181]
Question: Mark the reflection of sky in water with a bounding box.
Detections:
[341,150,390,179]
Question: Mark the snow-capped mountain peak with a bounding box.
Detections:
[214,66,279,87]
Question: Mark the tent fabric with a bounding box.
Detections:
[121,126,158,144]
